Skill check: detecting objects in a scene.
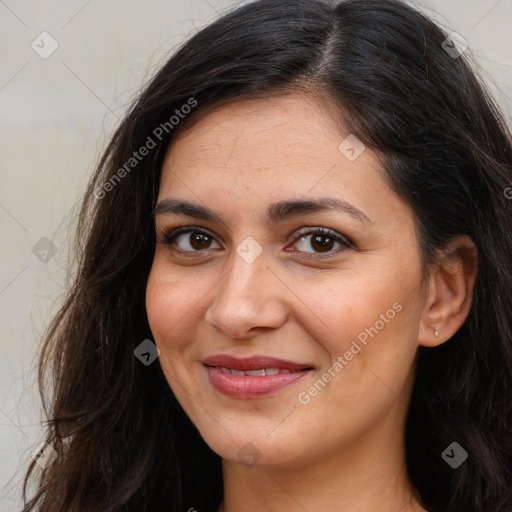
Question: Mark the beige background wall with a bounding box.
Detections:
[0,0,510,510]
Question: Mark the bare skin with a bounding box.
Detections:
[145,93,477,512]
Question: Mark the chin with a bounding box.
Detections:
[200,428,300,467]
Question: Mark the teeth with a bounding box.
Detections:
[245,369,266,376]
[214,366,296,376]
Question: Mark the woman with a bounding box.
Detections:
[23,0,512,511]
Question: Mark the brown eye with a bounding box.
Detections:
[188,232,213,250]
[310,233,335,253]
[290,227,352,258]
[160,227,221,254]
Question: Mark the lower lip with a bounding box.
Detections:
[204,366,311,398]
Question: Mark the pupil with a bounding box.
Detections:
[191,233,210,250]
[312,235,333,253]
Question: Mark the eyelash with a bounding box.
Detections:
[157,225,353,260]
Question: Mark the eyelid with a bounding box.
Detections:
[157,225,220,249]
[286,226,353,259]
[157,224,353,258]
[291,226,353,247]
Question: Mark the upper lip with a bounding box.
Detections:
[202,354,313,371]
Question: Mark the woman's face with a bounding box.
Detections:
[146,93,428,468]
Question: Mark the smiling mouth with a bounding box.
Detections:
[203,364,313,398]
[201,354,314,397]
[205,365,310,376]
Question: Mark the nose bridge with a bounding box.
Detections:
[218,244,270,312]
[205,240,286,337]
[228,241,267,296]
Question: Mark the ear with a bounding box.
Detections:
[418,235,478,347]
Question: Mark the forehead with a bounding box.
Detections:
[163,93,349,172]
[157,93,408,229]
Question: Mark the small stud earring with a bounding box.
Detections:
[433,328,439,338]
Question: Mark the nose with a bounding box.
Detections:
[204,246,288,339]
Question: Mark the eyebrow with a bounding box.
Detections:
[154,197,373,226]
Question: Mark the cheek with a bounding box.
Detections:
[145,268,200,398]
[145,259,202,353]
[296,273,395,346]
[145,270,173,342]
[302,264,421,385]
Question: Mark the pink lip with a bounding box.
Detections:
[202,354,312,372]
[202,354,313,398]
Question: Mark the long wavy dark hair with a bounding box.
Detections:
[22,0,512,511]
